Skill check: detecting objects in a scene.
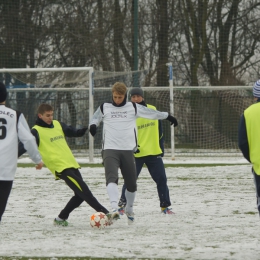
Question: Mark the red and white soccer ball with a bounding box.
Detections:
[90,212,108,229]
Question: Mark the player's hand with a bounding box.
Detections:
[89,124,97,137]
[166,115,178,127]
[36,161,44,170]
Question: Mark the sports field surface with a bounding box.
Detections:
[0,156,259,260]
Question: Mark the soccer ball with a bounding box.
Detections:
[90,212,108,229]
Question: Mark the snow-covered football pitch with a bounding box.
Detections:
[0,157,260,260]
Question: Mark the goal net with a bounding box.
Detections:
[0,67,254,161]
[138,86,253,158]
[0,67,148,162]
[87,84,253,159]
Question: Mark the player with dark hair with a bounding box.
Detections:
[19,103,118,226]
[118,87,175,215]
[238,79,260,216]
[0,82,43,223]
[89,82,178,225]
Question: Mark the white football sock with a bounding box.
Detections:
[106,182,119,210]
[125,189,136,214]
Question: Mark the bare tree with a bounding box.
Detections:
[156,0,169,86]
[97,0,111,71]
[176,0,260,86]
[0,0,259,87]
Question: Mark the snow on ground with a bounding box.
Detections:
[1,157,259,259]
[17,154,249,165]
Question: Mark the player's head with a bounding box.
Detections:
[37,103,54,125]
[129,87,144,104]
[111,82,127,106]
[253,79,260,100]
[0,82,7,104]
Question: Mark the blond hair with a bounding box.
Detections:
[111,82,127,95]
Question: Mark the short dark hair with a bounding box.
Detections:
[37,103,54,114]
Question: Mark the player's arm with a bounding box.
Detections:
[17,114,43,169]
[18,129,39,157]
[136,104,178,126]
[60,122,88,138]
[238,114,250,162]
[89,105,103,137]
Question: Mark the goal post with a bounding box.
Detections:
[166,63,175,160]
[0,67,149,162]
[1,66,253,161]
[0,67,95,161]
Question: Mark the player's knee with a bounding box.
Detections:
[106,178,118,186]
[126,184,137,193]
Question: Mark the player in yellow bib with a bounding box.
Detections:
[239,79,260,216]
[33,121,79,174]
[19,103,118,226]
[118,88,177,215]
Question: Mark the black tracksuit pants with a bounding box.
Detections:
[0,180,13,222]
[252,168,260,214]
[56,168,109,219]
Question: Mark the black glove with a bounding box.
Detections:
[166,115,178,127]
[89,124,97,137]
[77,127,88,136]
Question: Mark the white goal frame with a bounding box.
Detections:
[0,67,95,162]
[2,67,250,162]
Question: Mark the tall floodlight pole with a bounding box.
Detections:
[89,69,94,163]
[166,63,175,160]
[133,0,139,87]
